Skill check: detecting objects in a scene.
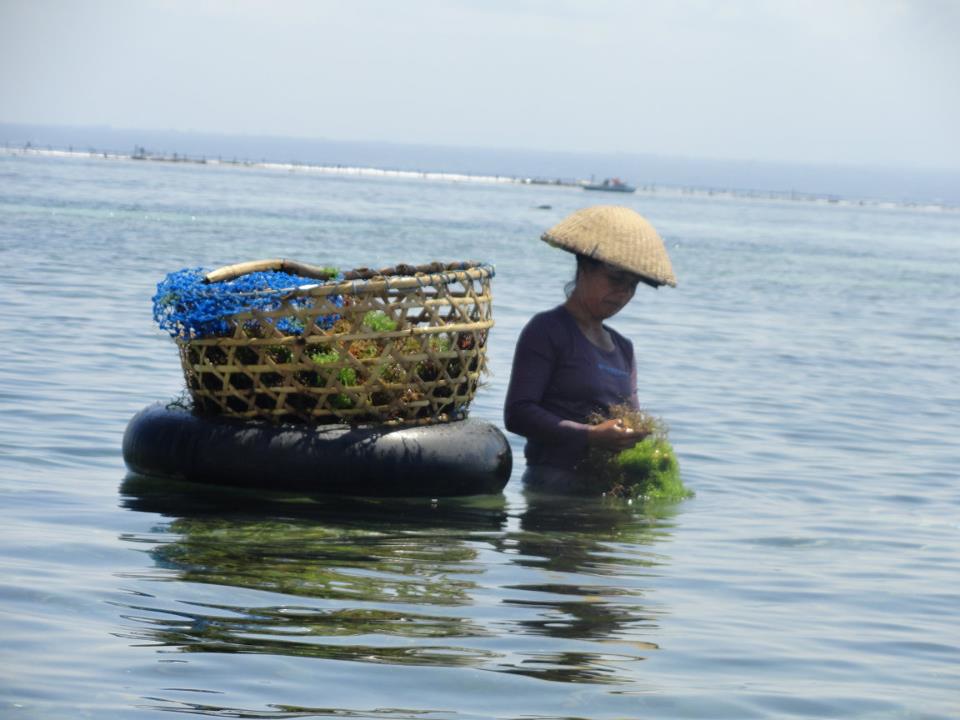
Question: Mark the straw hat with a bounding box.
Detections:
[541,205,677,288]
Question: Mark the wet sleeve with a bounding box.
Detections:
[503,316,590,448]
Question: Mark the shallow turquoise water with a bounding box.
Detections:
[1,154,958,718]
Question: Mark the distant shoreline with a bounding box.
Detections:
[2,144,954,212]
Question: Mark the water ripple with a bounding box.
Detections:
[2,154,959,719]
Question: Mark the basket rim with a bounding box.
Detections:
[202,259,494,299]
[289,262,494,298]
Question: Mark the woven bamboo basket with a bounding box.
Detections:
[178,260,494,424]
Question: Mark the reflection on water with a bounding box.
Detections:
[118,475,677,700]
[149,517,483,606]
[491,493,670,684]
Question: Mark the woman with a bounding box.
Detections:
[504,205,677,492]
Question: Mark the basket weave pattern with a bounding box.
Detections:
[179,262,494,424]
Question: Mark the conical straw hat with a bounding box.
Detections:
[541,205,677,287]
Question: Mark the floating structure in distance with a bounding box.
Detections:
[582,177,636,193]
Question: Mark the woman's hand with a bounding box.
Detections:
[587,418,647,451]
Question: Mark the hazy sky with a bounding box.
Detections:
[2,0,958,169]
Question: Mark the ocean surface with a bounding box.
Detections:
[1,153,958,719]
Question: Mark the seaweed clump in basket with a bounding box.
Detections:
[152,259,495,425]
[579,403,692,502]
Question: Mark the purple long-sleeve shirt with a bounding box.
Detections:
[504,305,639,469]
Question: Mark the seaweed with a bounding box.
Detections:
[613,436,688,502]
[309,349,357,408]
[348,339,380,360]
[580,403,692,501]
[362,310,398,333]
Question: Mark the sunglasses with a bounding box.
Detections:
[600,264,641,291]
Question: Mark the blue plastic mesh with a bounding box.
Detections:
[153,268,343,339]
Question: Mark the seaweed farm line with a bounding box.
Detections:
[5,143,952,211]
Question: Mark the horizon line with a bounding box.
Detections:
[3,144,956,213]
[2,120,959,176]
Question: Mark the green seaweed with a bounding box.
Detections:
[362,310,397,333]
[308,348,357,408]
[309,349,339,365]
[429,335,451,353]
[330,366,357,409]
[614,437,690,501]
[336,366,357,386]
[581,403,692,502]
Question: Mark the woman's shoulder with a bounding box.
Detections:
[521,305,574,335]
[518,305,576,347]
[525,304,568,326]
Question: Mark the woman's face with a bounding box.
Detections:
[576,262,640,320]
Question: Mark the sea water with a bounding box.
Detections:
[0,153,958,719]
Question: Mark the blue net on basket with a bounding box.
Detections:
[153,268,343,339]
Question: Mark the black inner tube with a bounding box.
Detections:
[123,403,513,497]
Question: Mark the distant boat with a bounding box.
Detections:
[583,177,636,193]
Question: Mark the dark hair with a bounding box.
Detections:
[564,253,604,297]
